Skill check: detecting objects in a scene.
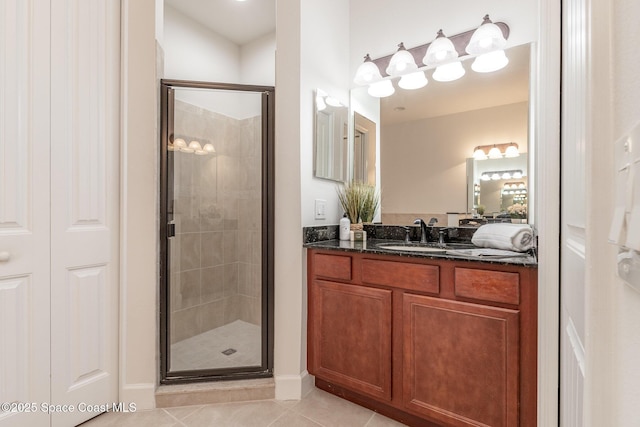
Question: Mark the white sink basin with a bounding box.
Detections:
[379,245,447,254]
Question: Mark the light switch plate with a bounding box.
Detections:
[315,199,327,220]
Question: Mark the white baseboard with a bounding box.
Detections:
[120,383,156,410]
[275,371,314,400]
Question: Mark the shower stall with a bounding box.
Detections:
[160,80,274,382]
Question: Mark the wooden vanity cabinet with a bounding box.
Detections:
[307,249,537,427]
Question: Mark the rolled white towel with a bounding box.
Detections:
[471,223,534,252]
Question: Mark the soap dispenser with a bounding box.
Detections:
[339,213,351,240]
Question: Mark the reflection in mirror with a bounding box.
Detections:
[314,89,348,182]
[352,43,531,226]
[467,154,528,218]
[353,112,377,185]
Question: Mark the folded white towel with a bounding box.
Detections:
[471,223,534,252]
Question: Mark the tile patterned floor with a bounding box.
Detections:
[171,320,261,371]
[80,388,408,427]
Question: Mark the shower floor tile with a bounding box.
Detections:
[170,320,261,371]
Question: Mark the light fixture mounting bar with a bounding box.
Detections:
[370,22,509,78]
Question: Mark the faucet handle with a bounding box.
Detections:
[402,226,411,243]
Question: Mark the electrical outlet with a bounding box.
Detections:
[315,199,327,220]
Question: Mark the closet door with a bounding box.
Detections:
[49,1,120,426]
[0,1,51,426]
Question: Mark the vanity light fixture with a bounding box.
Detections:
[424,30,466,82]
[386,43,418,77]
[467,15,509,73]
[353,15,509,98]
[354,54,383,86]
[472,142,520,160]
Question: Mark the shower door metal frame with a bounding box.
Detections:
[159,79,275,384]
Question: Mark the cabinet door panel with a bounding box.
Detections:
[403,294,519,427]
[309,280,392,401]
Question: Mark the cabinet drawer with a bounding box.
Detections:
[313,253,352,281]
[362,259,439,294]
[454,268,520,305]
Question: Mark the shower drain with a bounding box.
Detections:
[221,348,237,356]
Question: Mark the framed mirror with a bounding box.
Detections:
[351,43,531,225]
[314,89,348,182]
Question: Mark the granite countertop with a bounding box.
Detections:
[303,238,538,267]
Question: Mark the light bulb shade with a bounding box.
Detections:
[354,54,383,85]
[471,50,509,73]
[512,171,523,179]
[367,80,395,98]
[189,140,202,150]
[488,146,502,158]
[203,143,216,153]
[432,61,466,82]
[423,30,458,66]
[173,138,187,149]
[501,172,512,179]
[398,71,428,90]
[481,174,491,181]
[473,147,488,160]
[505,143,519,157]
[466,15,507,55]
[491,173,501,180]
[386,43,418,77]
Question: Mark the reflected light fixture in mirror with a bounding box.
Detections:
[473,142,520,160]
[368,80,395,98]
[398,71,428,90]
[353,15,510,98]
[168,136,216,156]
[481,169,524,181]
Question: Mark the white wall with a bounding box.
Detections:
[164,5,240,82]
[241,33,277,86]
[120,0,158,409]
[299,3,351,226]
[381,102,528,215]
[273,0,351,399]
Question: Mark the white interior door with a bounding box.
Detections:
[0,1,51,426]
[561,0,588,424]
[1,1,120,426]
[49,1,120,426]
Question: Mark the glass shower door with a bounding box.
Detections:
[160,80,274,382]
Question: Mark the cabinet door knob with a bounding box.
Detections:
[0,251,10,262]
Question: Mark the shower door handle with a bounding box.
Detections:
[167,223,176,238]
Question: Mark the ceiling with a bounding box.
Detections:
[165,0,276,46]
[379,43,531,125]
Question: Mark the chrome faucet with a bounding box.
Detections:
[413,218,430,244]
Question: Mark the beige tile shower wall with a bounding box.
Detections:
[170,101,262,345]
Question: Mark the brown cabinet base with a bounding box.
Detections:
[307,249,538,427]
